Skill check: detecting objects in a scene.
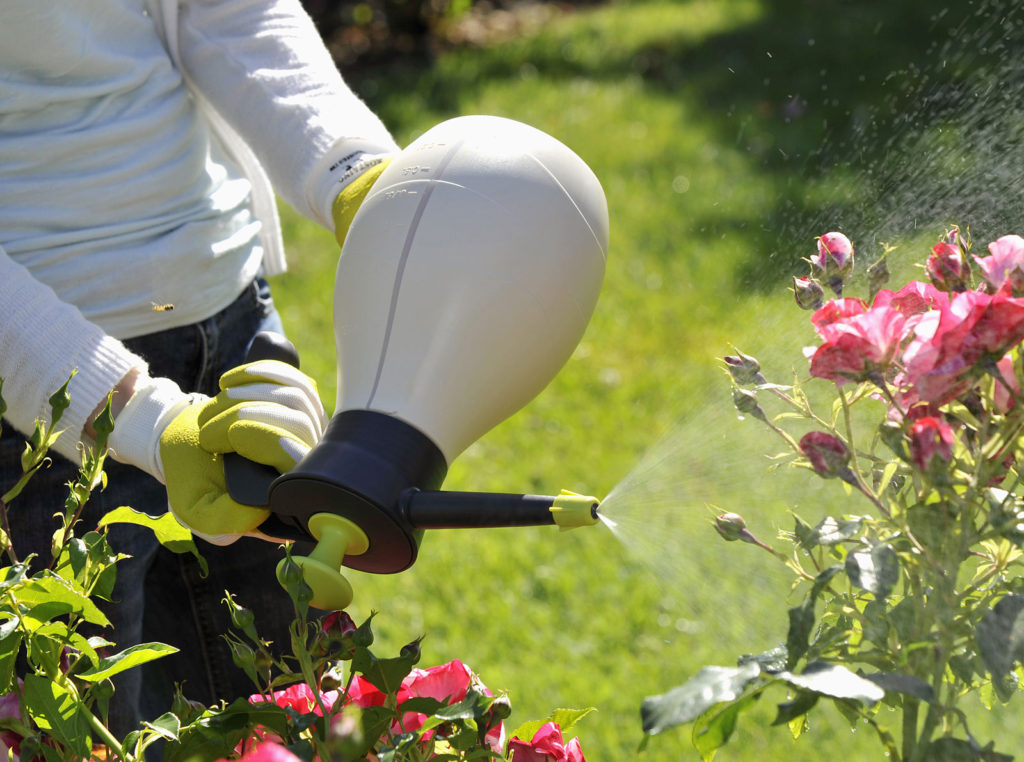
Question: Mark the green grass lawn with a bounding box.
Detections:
[270,1,1024,757]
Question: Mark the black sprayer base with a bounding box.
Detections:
[266,410,448,574]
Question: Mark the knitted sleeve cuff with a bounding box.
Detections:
[306,140,395,229]
[106,373,195,483]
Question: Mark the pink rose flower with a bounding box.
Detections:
[900,309,972,404]
[807,300,908,383]
[226,741,304,762]
[902,289,1024,404]
[876,281,949,316]
[907,417,955,473]
[0,681,25,759]
[994,353,1021,413]
[810,298,867,334]
[345,659,504,753]
[249,682,340,717]
[974,234,1024,293]
[508,722,586,762]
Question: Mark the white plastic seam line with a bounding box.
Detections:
[366,138,465,406]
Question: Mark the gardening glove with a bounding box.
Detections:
[107,361,327,545]
[329,154,392,250]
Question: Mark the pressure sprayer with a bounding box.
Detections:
[225,115,609,610]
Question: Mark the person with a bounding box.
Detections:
[0,0,398,736]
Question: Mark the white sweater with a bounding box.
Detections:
[0,0,398,460]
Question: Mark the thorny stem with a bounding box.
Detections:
[986,357,1024,408]
[295,625,331,723]
[767,386,833,431]
[848,472,893,520]
[908,664,947,762]
[0,498,18,566]
[838,385,860,471]
[871,375,906,421]
[763,416,801,451]
[902,698,919,762]
[84,708,128,762]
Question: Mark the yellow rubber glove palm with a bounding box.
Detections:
[159,360,327,544]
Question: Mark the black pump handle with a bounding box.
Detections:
[223,331,300,508]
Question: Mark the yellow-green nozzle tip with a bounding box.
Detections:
[550,489,601,530]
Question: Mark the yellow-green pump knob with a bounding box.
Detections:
[277,514,369,610]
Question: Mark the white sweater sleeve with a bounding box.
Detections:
[175,0,400,227]
[0,245,148,462]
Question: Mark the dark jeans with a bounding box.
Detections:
[0,278,301,739]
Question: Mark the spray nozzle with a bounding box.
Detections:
[550,489,601,529]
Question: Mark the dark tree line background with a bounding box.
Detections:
[300,0,599,68]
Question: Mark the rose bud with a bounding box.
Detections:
[878,420,909,461]
[322,610,357,639]
[867,253,890,300]
[713,511,777,553]
[714,512,747,542]
[908,416,955,475]
[732,387,767,421]
[400,638,422,665]
[793,276,825,311]
[723,351,766,386]
[799,431,854,482]
[320,610,359,658]
[487,694,513,723]
[943,224,971,254]
[812,232,854,296]
[926,241,971,292]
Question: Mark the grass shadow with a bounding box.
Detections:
[344,0,1024,291]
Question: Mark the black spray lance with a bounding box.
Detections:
[225,115,608,609]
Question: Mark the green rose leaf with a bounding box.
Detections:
[845,543,899,598]
[862,672,936,703]
[924,737,1013,762]
[145,712,182,741]
[0,617,22,691]
[692,690,760,761]
[786,604,816,668]
[641,661,762,735]
[99,507,208,576]
[16,573,110,627]
[976,593,1024,679]
[23,674,92,758]
[738,645,787,674]
[351,644,420,696]
[801,516,864,548]
[509,706,596,742]
[785,565,842,669]
[779,661,884,705]
[548,706,597,735]
[771,691,819,726]
[78,642,179,682]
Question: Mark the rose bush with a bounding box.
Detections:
[642,226,1024,761]
[0,384,590,762]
